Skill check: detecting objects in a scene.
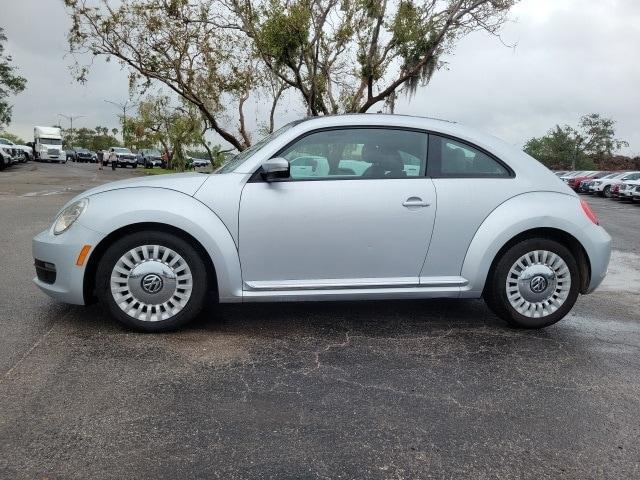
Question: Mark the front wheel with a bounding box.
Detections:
[96,231,209,331]
[484,238,580,329]
[603,185,612,198]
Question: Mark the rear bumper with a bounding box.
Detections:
[581,224,611,293]
[32,222,104,305]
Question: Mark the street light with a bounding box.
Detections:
[58,114,86,148]
[104,99,138,146]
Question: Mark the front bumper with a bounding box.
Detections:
[32,222,104,305]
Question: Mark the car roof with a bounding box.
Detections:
[284,114,523,159]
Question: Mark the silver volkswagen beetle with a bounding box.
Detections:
[33,114,611,331]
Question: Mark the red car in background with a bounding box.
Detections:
[611,183,622,198]
[567,171,608,191]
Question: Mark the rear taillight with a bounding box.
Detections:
[580,199,599,225]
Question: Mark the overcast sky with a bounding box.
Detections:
[2,0,639,155]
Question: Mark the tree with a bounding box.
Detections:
[64,126,121,151]
[524,114,628,170]
[126,96,205,171]
[0,131,25,144]
[0,27,27,129]
[65,0,517,150]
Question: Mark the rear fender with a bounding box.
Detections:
[460,192,592,297]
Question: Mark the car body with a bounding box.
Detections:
[616,180,640,200]
[560,171,590,183]
[138,149,164,168]
[191,158,210,168]
[632,185,640,202]
[0,137,32,162]
[33,114,611,332]
[110,147,138,168]
[67,148,95,163]
[568,171,610,191]
[0,144,16,170]
[565,171,596,190]
[578,172,617,193]
[591,172,640,197]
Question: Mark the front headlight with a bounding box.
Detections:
[53,198,88,235]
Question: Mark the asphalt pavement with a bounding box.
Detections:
[1,162,639,479]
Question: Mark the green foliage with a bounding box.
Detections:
[524,114,628,169]
[65,0,517,147]
[0,27,27,129]
[256,3,310,66]
[64,126,121,151]
[0,130,25,144]
[126,96,210,171]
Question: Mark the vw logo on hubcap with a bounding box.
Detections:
[141,273,163,294]
[529,275,548,293]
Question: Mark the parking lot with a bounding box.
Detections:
[1,161,639,479]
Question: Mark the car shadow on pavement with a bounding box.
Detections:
[56,297,552,340]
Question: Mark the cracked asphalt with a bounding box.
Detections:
[1,162,639,479]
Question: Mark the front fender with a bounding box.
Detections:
[78,187,242,302]
[460,192,598,297]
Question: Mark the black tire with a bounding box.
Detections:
[95,231,209,332]
[484,238,580,329]
[603,185,612,198]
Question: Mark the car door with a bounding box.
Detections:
[238,127,437,290]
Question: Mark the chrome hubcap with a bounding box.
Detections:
[506,250,571,318]
[110,245,193,322]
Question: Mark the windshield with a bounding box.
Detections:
[143,149,161,156]
[216,120,303,173]
[113,147,132,154]
[40,138,62,146]
[0,138,12,145]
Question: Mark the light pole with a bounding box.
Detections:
[58,114,86,148]
[104,99,138,146]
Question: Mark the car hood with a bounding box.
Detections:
[77,173,209,199]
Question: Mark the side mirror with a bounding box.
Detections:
[261,157,290,182]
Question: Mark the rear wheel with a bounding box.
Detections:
[484,238,580,329]
[96,231,208,331]
[603,185,612,198]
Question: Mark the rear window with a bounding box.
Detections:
[428,135,511,178]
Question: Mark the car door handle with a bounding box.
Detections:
[402,197,430,208]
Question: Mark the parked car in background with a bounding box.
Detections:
[616,180,640,200]
[0,143,16,170]
[578,172,618,193]
[191,158,210,168]
[109,147,138,168]
[33,114,611,332]
[560,171,588,183]
[67,147,96,163]
[0,137,32,162]
[138,149,164,168]
[567,171,606,191]
[591,172,640,197]
[632,185,640,202]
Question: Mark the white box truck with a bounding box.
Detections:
[34,126,65,163]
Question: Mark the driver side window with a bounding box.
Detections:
[280,128,428,180]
